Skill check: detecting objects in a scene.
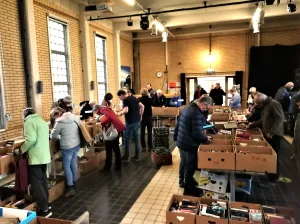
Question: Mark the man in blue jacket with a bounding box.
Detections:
[174,96,213,196]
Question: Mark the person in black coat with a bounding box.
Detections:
[139,88,153,152]
[79,100,95,120]
[174,95,213,197]
[152,89,167,107]
[209,83,226,105]
[193,85,207,100]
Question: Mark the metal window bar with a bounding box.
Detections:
[0,34,6,130]
[48,18,71,100]
[95,35,107,103]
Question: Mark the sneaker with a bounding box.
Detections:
[179,180,185,188]
[64,186,76,197]
[121,155,130,163]
[131,155,139,161]
[48,203,52,210]
[38,210,52,218]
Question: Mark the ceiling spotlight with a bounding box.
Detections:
[140,15,149,31]
[287,0,296,12]
[127,17,133,26]
[124,0,135,6]
[162,30,168,42]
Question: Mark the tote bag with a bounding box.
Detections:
[14,145,29,191]
[102,124,118,141]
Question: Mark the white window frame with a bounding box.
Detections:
[95,34,108,104]
[47,17,71,101]
[0,34,7,131]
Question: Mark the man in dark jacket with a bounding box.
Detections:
[79,100,95,120]
[193,85,207,101]
[147,84,156,98]
[209,83,226,105]
[249,93,284,187]
[174,96,212,196]
[153,90,167,107]
[274,82,294,112]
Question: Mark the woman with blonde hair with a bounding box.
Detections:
[248,87,257,106]
[139,88,153,152]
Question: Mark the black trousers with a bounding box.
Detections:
[179,149,197,192]
[104,135,121,169]
[265,135,282,182]
[29,164,49,211]
[140,118,153,149]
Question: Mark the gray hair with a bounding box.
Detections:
[255,93,268,103]
[93,104,102,112]
[196,95,214,106]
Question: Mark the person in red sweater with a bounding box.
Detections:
[93,105,126,171]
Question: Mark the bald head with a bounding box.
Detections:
[254,93,268,107]
[286,82,294,90]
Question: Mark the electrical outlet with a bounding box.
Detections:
[5,113,13,121]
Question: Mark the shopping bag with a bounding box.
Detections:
[102,124,118,141]
[14,147,29,191]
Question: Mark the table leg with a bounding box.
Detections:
[230,172,236,201]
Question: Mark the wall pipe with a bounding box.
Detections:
[87,0,264,21]
[18,0,32,107]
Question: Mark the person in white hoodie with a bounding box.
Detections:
[50,109,80,197]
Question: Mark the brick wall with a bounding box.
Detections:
[34,0,84,119]
[261,27,300,46]
[120,36,134,69]
[89,21,116,104]
[0,0,27,140]
[140,32,247,92]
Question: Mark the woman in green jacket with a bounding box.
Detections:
[21,108,51,217]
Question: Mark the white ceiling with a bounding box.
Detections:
[80,0,300,33]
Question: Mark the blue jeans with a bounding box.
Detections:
[124,122,140,157]
[62,145,80,186]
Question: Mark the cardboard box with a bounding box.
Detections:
[84,150,106,164]
[235,139,270,147]
[198,170,228,194]
[30,217,72,224]
[207,134,232,140]
[164,107,179,116]
[92,123,102,138]
[48,180,65,203]
[211,139,233,145]
[0,195,36,211]
[0,154,14,176]
[235,146,277,173]
[197,198,228,224]
[152,107,165,116]
[166,194,200,224]
[79,157,98,174]
[210,114,230,122]
[209,106,220,114]
[229,202,262,224]
[263,206,296,224]
[198,145,235,170]
[0,207,36,224]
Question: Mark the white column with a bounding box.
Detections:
[79,5,93,100]
[24,0,42,114]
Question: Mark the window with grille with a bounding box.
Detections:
[95,35,107,103]
[0,35,6,130]
[48,18,70,101]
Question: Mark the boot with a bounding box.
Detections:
[64,186,76,197]
[73,181,77,193]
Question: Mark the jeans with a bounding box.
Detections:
[179,149,197,192]
[140,118,153,149]
[62,145,80,186]
[29,164,49,211]
[265,135,281,182]
[124,122,140,157]
[105,134,121,169]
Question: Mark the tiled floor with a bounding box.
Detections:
[121,138,300,223]
[51,137,175,223]
[51,136,300,223]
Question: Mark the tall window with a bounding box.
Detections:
[48,18,70,101]
[0,36,6,130]
[95,35,107,103]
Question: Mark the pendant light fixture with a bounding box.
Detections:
[206,25,215,72]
